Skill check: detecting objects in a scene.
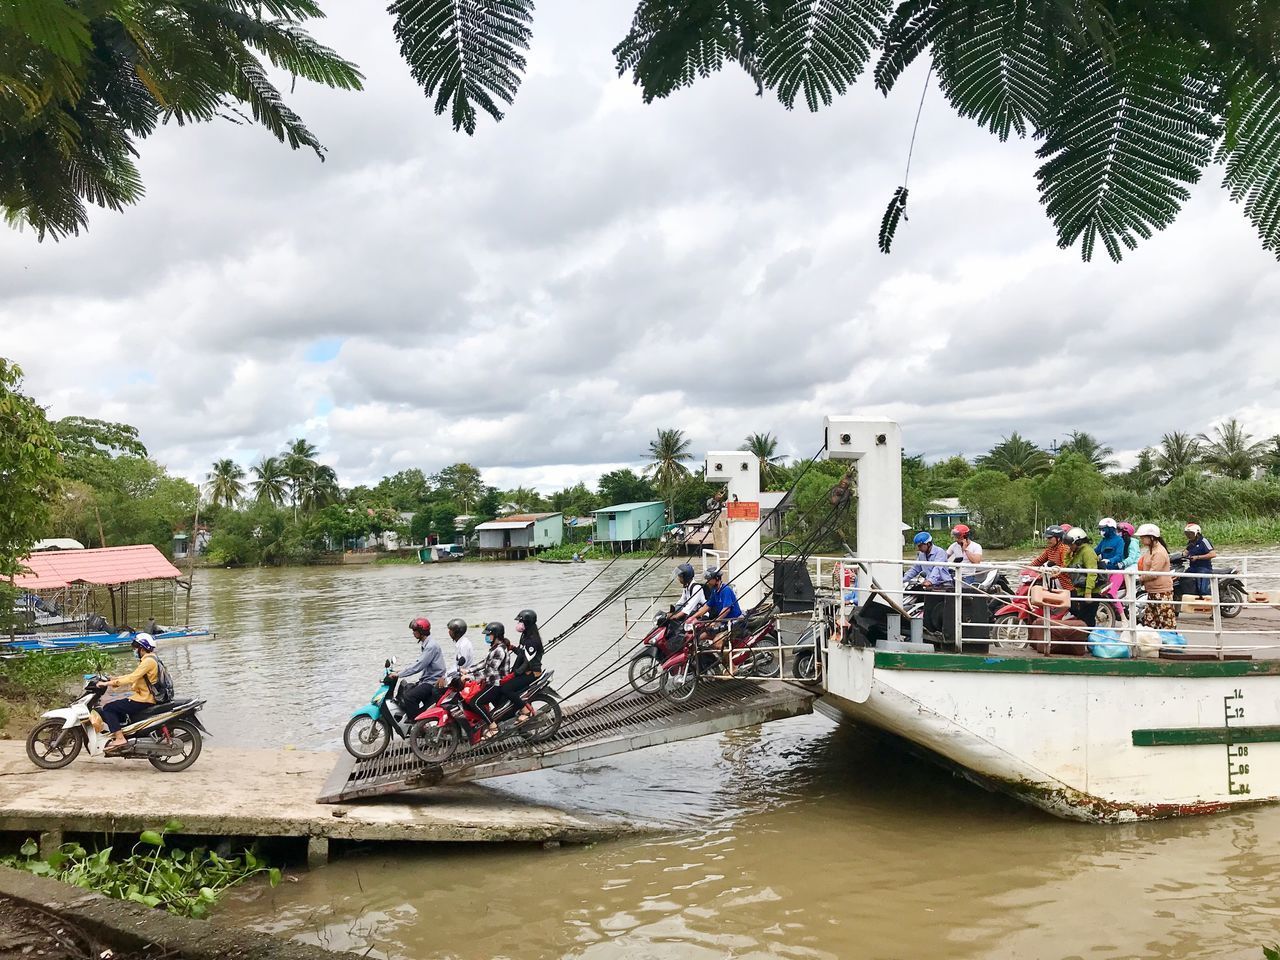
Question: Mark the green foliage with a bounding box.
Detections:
[741,431,786,487]
[549,482,600,518]
[434,463,485,511]
[645,427,693,513]
[959,469,1036,547]
[1263,944,1279,960]
[0,649,120,698]
[1034,453,1106,528]
[206,458,246,508]
[1198,417,1267,480]
[374,468,432,510]
[0,359,61,628]
[1,0,363,239]
[670,474,719,522]
[1,822,280,919]
[598,468,656,506]
[977,432,1052,479]
[52,416,147,468]
[250,456,289,506]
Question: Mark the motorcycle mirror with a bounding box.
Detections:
[384,658,391,669]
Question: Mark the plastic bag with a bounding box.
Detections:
[1157,630,1187,647]
[1089,628,1132,659]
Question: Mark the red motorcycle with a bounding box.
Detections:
[628,613,684,694]
[659,611,781,703]
[992,568,1121,646]
[408,670,561,764]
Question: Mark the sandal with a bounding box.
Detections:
[104,742,128,755]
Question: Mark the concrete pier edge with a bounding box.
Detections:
[0,865,363,960]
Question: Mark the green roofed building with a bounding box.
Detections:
[591,501,666,554]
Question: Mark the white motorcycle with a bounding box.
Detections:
[26,673,208,773]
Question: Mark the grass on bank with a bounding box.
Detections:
[2,821,279,919]
[0,649,126,738]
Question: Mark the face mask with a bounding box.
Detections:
[483,635,492,646]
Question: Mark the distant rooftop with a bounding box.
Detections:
[593,501,664,513]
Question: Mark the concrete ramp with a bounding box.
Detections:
[318,679,815,803]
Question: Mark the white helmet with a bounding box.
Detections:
[1184,522,1202,535]
[1136,523,1161,538]
[1098,517,1117,530]
[1064,527,1088,544]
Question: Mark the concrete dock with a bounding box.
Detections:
[0,743,635,865]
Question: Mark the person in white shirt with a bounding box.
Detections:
[445,618,476,678]
[945,524,985,581]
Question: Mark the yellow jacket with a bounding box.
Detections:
[109,654,158,704]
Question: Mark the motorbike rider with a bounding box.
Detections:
[666,563,705,637]
[1061,528,1100,627]
[1030,525,1073,591]
[490,609,545,728]
[474,622,515,732]
[97,633,161,752]
[389,618,447,717]
[1183,522,1217,597]
[446,618,475,679]
[905,532,953,591]
[1119,522,1140,568]
[944,524,984,581]
[1096,518,1126,570]
[687,568,743,669]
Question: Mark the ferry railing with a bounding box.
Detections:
[818,555,1280,660]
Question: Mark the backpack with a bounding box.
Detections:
[146,654,175,704]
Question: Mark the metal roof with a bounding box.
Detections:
[475,520,535,530]
[32,538,86,551]
[15,544,183,590]
[494,513,559,523]
[593,501,664,514]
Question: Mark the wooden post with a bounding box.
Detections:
[185,496,199,628]
[93,503,106,548]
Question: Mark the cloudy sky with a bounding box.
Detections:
[3,2,1279,493]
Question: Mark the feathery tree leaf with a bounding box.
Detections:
[1218,66,1280,257]
[878,185,908,253]
[389,0,533,135]
[759,0,891,111]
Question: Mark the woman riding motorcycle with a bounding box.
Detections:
[474,622,516,733]
[491,609,545,728]
[97,633,162,753]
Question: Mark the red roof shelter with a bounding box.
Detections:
[14,545,183,590]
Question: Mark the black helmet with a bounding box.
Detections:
[446,618,467,639]
[515,609,538,628]
[1044,525,1065,540]
[704,567,723,582]
[676,562,695,584]
[483,621,506,642]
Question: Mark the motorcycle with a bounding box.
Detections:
[408,670,562,765]
[991,568,1124,646]
[343,656,424,760]
[1171,552,1246,617]
[628,613,685,694]
[659,611,782,703]
[25,674,208,772]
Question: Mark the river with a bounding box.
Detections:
[173,560,1280,959]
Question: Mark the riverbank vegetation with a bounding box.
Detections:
[0,650,124,738]
[1,823,279,918]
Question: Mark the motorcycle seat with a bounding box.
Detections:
[129,699,194,720]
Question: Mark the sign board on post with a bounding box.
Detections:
[727,501,760,522]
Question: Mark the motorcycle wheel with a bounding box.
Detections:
[792,649,818,681]
[1221,585,1244,619]
[343,714,391,760]
[1094,603,1116,629]
[662,662,698,703]
[409,718,458,765]
[519,693,562,743]
[26,720,83,770]
[993,614,1030,649]
[750,650,781,679]
[628,651,663,695]
[147,720,202,772]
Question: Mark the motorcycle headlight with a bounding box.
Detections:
[373,692,385,704]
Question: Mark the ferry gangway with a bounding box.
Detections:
[319,677,816,803]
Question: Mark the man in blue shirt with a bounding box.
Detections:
[905,532,954,590]
[689,568,742,668]
[1183,522,1217,597]
[389,617,447,716]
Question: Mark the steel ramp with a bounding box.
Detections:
[318,679,815,803]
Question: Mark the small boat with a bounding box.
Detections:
[1,628,212,657]
[537,558,574,565]
[419,544,465,563]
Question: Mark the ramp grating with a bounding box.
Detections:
[318,679,815,803]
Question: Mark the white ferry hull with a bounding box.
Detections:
[823,646,1280,822]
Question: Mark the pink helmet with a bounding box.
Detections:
[1118,522,1135,536]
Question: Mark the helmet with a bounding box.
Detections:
[482,621,506,642]
[1118,522,1135,536]
[704,567,724,582]
[676,563,695,584]
[1044,525,1065,540]
[132,632,155,652]
[446,618,467,639]
[1064,527,1088,544]
[1060,523,1073,533]
[515,609,538,628]
[409,618,431,635]
[912,532,933,548]
[950,524,970,538]
[1098,517,1117,530]
[1184,522,1202,536]
[1136,523,1161,538]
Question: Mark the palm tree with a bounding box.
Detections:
[251,456,289,506]
[1155,432,1202,483]
[1059,431,1118,472]
[299,464,340,512]
[1265,435,1280,478]
[282,438,319,518]
[645,428,693,519]
[1198,419,1266,480]
[975,433,1052,479]
[740,432,786,486]
[206,459,245,508]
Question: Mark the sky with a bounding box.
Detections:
[3,2,1279,494]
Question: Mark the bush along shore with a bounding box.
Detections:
[0,649,125,740]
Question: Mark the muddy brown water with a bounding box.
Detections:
[168,558,1280,959]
